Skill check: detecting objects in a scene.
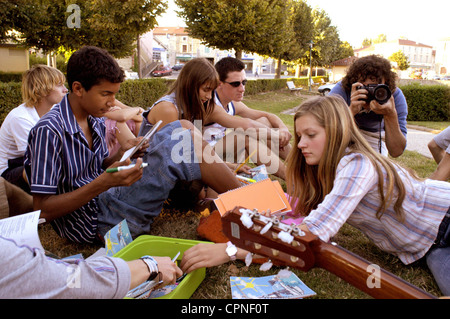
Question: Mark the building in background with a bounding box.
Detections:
[0,44,29,73]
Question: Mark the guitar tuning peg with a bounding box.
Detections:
[240,213,253,228]
[239,209,254,228]
[260,220,273,235]
[259,259,273,271]
[278,223,297,244]
[277,268,293,278]
[278,230,294,244]
[245,252,253,267]
[293,225,306,237]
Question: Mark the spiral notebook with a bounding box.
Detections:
[214,179,291,216]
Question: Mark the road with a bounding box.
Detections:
[406,128,435,158]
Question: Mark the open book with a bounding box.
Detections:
[0,210,44,250]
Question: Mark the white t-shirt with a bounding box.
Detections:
[0,103,40,174]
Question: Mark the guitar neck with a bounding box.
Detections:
[222,207,436,299]
[311,240,435,299]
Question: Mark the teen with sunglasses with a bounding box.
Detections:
[204,57,292,180]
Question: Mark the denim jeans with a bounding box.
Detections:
[96,121,201,238]
[426,207,450,295]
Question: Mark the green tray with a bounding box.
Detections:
[114,235,209,299]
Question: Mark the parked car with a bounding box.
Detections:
[318,83,336,95]
[124,70,139,80]
[151,67,172,77]
[432,75,441,80]
[442,75,450,81]
[171,64,183,71]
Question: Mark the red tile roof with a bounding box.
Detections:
[153,27,187,35]
[331,56,358,66]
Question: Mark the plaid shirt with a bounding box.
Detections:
[303,152,450,264]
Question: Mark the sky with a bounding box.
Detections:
[156,0,449,48]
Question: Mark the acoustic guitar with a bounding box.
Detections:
[221,207,436,299]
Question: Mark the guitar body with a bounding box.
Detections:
[222,207,435,299]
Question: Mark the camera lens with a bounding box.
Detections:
[373,85,391,104]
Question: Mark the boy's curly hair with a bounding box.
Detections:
[341,55,398,93]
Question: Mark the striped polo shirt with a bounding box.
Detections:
[303,152,450,265]
[24,95,109,243]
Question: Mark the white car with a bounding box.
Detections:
[125,71,139,80]
[318,83,336,95]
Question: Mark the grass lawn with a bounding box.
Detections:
[38,90,444,299]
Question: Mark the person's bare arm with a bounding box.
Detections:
[429,152,450,181]
[234,101,292,148]
[33,159,144,222]
[146,101,179,130]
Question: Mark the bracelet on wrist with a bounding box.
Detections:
[140,255,159,281]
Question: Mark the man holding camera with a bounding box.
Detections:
[330,55,408,157]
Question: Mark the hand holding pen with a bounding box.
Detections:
[106,162,148,173]
[103,158,145,188]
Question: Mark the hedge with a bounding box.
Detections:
[400,83,450,121]
[1,77,449,125]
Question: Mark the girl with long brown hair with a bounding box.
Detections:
[287,95,450,295]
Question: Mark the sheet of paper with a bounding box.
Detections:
[120,120,162,162]
[0,210,44,250]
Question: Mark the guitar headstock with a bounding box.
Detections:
[222,206,319,271]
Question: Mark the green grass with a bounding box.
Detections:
[38,90,443,299]
[408,121,449,132]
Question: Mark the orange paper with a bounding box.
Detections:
[214,179,291,216]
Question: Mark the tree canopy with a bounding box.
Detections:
[176,0,350,69]
[389,50,410,71]
[0,0,167,58]
[176,0,292,60]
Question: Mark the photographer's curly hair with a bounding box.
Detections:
[341,55,398,93]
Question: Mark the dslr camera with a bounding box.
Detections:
[356,84,391,105]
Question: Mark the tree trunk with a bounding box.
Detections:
[275,57,282,79]
[137,33,141,79]
[235,50,242,60]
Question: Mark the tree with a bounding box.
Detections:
[373,34,387,44]
[287,0,314,77]
[0,0,166,59]
[335,41,354,60]
[175,0,289,60]
[362,38,372,47]
[389,50,410,71]
[245,0,298,78]
[298,8,341,72]
[361,34,387,48]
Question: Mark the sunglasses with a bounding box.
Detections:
[224,79,248,87]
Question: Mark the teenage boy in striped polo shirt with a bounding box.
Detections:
[24,46,241,244]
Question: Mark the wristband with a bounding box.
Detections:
[226,241,238,261]
[140,255,159,281]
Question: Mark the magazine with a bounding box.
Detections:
[230,271,316,299]
[104,219,133,256]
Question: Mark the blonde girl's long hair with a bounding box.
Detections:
[22,64,66,107]
[286,95,406,221]
[168,58,219,123]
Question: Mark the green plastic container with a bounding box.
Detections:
[113,235,209,299]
